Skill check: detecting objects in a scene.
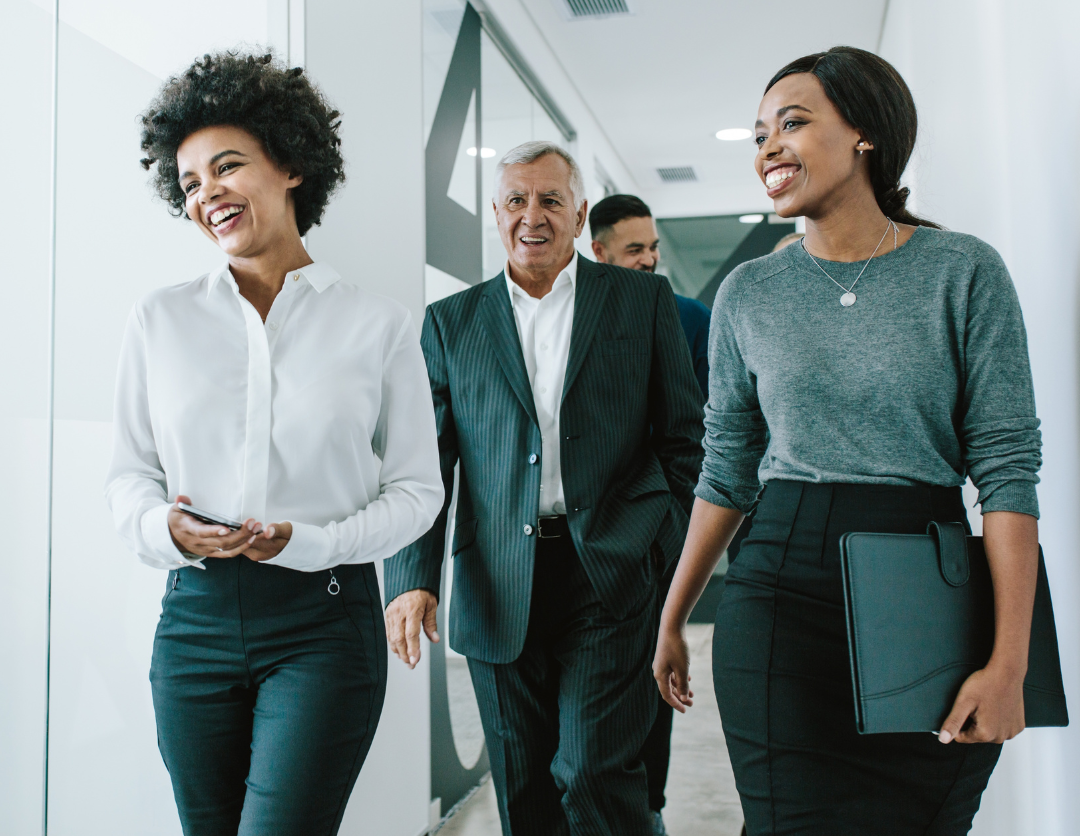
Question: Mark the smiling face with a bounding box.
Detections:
[176,125,303,258]
[594,215,660,272]
[754,73,872,219]
[493,154,587,281]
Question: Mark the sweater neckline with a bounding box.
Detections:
[791,224,927,273]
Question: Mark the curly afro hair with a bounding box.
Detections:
[139,50,345,236]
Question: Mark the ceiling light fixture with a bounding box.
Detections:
[739,214,765,224]
[716,128,752,141]
[467,147,497,158]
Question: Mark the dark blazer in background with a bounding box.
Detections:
[385,256,704,664]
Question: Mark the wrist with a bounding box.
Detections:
[659,611,687,634]
[985,652,1028,680]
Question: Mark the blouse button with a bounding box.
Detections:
[269,322,279,331]
[293,274,300,281]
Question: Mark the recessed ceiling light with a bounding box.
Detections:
[716,128,752,141]
[739,214,764,224]
[467,147,497,158]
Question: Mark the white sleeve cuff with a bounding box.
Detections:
[262,521,332,572]
[140,503,206,570]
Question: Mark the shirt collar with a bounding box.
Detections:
[206,261,341,299]
[505,249,579,304]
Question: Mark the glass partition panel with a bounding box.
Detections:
[0,2,54,830]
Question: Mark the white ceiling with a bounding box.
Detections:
[518,0,888,217]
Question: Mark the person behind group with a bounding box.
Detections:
[772,230,804,252]
[653,46,1041,834]
[384,141,704,835]
[590,194,710,400]
[105,51,443,836]
[588,192,707,835]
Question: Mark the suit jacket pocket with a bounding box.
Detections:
[601,338,648,356]
[452,516,478,555]
[621,463,672,500]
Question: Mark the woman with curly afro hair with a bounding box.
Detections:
[105,51,443,835]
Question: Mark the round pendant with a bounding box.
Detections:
[840,292,857,307]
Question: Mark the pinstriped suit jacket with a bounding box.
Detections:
[384,256,704,664]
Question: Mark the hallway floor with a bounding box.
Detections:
[437,624,744,835]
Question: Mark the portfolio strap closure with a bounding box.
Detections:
[927,521,970,587]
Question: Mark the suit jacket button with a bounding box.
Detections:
[528,453,539,464]
[523,524,534,536]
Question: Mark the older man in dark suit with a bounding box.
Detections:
[384,141,703,836]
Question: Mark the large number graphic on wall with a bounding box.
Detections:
[425,3,491,820]
[426,3,483,286]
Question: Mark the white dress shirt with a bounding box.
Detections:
[505,251,578,516]
[105,261,443,573]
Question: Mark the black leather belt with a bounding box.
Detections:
[536,515,570,539]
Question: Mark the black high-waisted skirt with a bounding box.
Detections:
[713,480,1001,835]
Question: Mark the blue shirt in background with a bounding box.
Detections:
[675,294,711,399]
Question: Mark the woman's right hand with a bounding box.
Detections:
[653,622,694,713]
[652,499,745,714]
[167,495,261,558]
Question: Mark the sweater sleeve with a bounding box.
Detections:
[959,244,1042,517]
[695,271,768,513]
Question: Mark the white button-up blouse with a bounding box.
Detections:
[105,261,443,573]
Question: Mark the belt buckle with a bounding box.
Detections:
[537,515,562,539]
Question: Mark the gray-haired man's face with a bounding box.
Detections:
[493,154,587,280]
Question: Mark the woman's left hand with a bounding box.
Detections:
[938,662,1026,744]
[244,521,293,562]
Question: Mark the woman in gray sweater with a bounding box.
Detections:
[653,47,1042,834]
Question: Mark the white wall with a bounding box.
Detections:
[1,2,432,834]
[880,2,1080,834]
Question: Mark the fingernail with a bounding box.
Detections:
[432,632,440,642]
[409,656,417,665]
[939,731,952,744]
[268,526,276,538]
[248,536,256,544]
[219,529,228,536]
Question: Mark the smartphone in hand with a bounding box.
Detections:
[176,502,243,531]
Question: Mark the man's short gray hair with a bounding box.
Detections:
[493,141,585,210]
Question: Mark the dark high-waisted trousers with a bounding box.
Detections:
[714,481,1001,836]
[150,557,387,836]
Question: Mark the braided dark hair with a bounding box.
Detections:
[766,46,940,229]
[139,50,345,236]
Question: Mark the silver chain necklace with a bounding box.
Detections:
[801,220,897,307]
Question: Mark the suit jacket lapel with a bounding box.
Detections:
[562,258,610,401]
[480,274,538,425]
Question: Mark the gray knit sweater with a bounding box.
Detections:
[695,226,1042,517]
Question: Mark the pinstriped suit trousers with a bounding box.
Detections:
[468,535,657,836]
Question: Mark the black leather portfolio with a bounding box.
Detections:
[840,522,1069,734]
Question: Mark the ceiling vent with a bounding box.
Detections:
[555,0,633,21]
[657,166,698,184]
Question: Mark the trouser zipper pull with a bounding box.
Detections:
[327,570,340,596]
